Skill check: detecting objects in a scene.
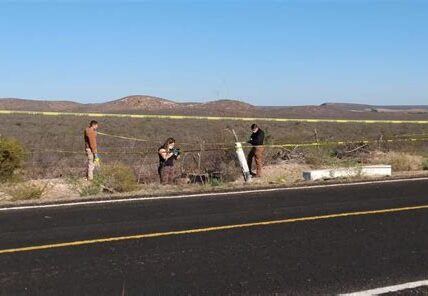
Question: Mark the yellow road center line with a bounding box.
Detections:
[1,204,427,255]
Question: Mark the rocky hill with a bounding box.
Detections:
[1,95,428,119]
[93,95,178,111]
[0,98,81,111]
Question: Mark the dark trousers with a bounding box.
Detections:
[247,146,264,177]
[159,165,175,185]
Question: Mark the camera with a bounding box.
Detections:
[170,147,181,156]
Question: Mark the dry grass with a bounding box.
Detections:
[66,163,139,197]
[303,147,362,169]
[1,113,428,180]
[423,158,428,170]
[3,181,50,201]
[2,168,428,206]
[369,151,424,171]
[230,161,311,186]
[0,111,427,204]
[100,163,139,192]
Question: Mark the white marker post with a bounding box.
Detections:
[231,129,251,182]
[235,142,252,182]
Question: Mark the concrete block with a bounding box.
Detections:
[303,165,392,181]
[360,165,392,177]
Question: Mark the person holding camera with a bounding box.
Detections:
[158,137,180,185]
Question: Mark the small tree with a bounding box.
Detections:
[0,137,25,182]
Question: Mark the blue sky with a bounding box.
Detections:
[0,1,427,106]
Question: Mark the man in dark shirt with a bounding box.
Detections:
[247,123,265,177]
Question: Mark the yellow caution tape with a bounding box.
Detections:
[25,137,428,155]
[259,137,428,148]
[1,109,428,124]
[393,133,428,138]
[97,132,151,142]
[98,132,221,146]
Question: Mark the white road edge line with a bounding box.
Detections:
[340,279,428,295]
[1,177,428,212]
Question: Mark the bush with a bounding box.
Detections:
[305,148,341,167]
[371,152,424,171]
[423,158,428,171]
[5,182,48,201]
[218,160,242,182]
[209,177,223,187]
[80,175,105,196]
[67,174,104,197]
[0,137,25,182]
[100,163,138,192]
[305,150,330,166]
[66,163,137,196]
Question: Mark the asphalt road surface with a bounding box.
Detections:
[1,179,428,295]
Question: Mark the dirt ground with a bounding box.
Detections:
[1,161,427,207]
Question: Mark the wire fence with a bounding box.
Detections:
[1,111,428,181]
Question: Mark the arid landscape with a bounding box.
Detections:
[2,2,428,294]
[1,95,428,204]
[2,95,428,119]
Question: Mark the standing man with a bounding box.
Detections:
[247,123,265,177]
[84,120,99,181]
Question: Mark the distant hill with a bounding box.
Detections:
[0,95,258,116]
[321,102,428,113]
[91,95,178,112]
[0,98,81,111]
[0,95,428,119]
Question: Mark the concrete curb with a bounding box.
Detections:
[303,165,392,181]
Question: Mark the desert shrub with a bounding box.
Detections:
[304,145,364,168]
[304,147,336,167]
[5,182,48,201]
[78,182,103,196]
[182,149,242,183]
[0,137,25,182]
[100,163,138,192]
[263,127,273,144]
[218,160,242,182]
[371,151,424,171]
[422,158,428,170]
[67,174,104,197]
[66,163,137,196]
[209,178,223,187]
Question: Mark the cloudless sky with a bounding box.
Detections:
[0,0,427,106]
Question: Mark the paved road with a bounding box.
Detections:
[1,179,428,295]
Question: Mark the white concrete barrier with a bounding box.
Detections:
[303,165,392,181]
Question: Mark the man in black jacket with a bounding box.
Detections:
[247,123,265,177]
